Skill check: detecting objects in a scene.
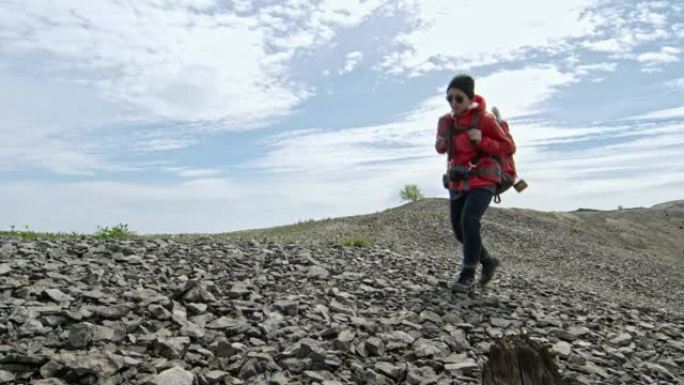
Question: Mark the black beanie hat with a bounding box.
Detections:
[447,74,475,100]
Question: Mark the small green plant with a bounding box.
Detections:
[339,235,372,247]
[399,184,424,202]
[618,205,624,211]
[93,223,136,239]
[1,224,37,240]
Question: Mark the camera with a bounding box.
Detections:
[513,179,528,192]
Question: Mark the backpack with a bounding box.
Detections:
[490,106,517,199]
[442,106,526,203]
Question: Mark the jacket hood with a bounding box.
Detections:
[469,94,486,113]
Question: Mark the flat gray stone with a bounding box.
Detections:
[146,366,194,385]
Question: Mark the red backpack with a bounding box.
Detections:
[490,107,526,201]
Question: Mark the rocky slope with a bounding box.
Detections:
[0,199,683,385]
[222,198,684,311]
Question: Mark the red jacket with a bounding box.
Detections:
[435,95,515,192]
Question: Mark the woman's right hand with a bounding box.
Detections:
[435,137,448,152]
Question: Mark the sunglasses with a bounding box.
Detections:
[446,95,465,104]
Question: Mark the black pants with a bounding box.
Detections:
[449,188,493,270]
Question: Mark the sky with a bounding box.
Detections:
[1,0,683,234]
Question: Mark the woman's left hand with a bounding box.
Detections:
[467,129,482,144]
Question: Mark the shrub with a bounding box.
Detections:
[94,223,136,239]
[339,236,371,247]
[399,184,424,202]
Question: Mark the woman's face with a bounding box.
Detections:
[446,88,471,115]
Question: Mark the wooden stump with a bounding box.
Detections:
[482,334,562,385]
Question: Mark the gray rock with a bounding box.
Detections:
[227,282,250,298]
[146,366,194,385]
[362,369,390,385]
[365,336,385,356]
[205,316,248,335]
[123,255,144,264]
[333,329,356,351]
[68,322,114,348]
[490,318,512,328]
[204,370,229,383]
[155,336,190,359]
[552,341,572,357]
[419,310,442,324]
[149,304,172,320]
[268,371,289,385]
[406,365,438,385]
[180,321,204,339]
[412,338,443,358]
[274,300,298,316]
[0,244,16,258]
[30,380,67,385]
[183,282,216,303]
[303,370,334,382]
[559,325,591,341]
[42,289,74,303]
[374,361,406,380]
[279,357,311,373]
[308,265,330,278]
[95,304,130,319]
[186,303,207,314]
[444,358,478,371]
[0,370,14,384]
[639,362,677,381]
[49,351,125,378]
[610,333,632,346]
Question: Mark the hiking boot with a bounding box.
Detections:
[480,257,499,287]
[451,268,475,294]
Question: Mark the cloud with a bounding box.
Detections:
[0,0,391,174]
[637,46,681,66]
[629,105,684,120]
[581,38,624,53]
[380,0,598,75]
[580,2,677,59]
[165,167,223,178]
[0,0,388,127]
[339,51,364,74]
[665,78,684,90]
[573,62,618,76]
[475,66,577,118]
[510,120,684,211]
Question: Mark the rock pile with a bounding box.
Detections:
[0,238,682,384]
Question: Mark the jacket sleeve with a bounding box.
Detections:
[478,114,514,157]
[435,115,450,154]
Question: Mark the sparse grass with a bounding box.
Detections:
[338,235,372,247]
[0,225,82,240]
[93,223,136,240]
[1,223,137,240]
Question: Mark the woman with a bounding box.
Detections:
[435,74,515,293]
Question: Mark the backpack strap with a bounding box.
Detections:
[447,110,482,160]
